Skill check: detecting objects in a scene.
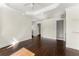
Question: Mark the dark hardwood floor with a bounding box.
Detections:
[0,35,79,56]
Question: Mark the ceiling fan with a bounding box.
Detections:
[24,3,41,8]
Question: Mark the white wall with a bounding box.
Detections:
[41,19,56,39]
[0,5,32,48]
[66,5,79,50]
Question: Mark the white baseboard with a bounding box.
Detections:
[0,43,10,49]
[0,36,32,49]
[42,36,56,40]
[66,45,79,51]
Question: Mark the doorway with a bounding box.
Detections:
[56,20,66,55]
[56,20,64,40]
